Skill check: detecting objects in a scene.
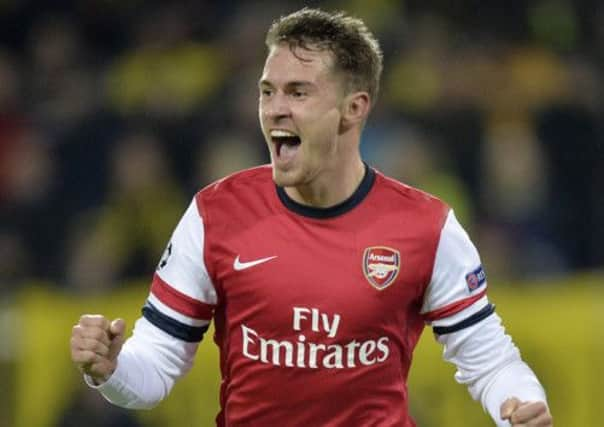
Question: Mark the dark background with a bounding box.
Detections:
[1,0,602,292]
[1,1,602,426]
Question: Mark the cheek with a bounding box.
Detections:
[304,121,340,157]
[304,101,338,124]
[312,109,341,138]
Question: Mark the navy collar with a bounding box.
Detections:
[276,164,375,219]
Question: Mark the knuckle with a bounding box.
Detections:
[72,325,84,337]
[79,314,94,323]
[86,350,100,362]
[89,330,101,341]
[94,341,107,354]
[80,314,106,325]
[73,349,94,363]
[93,328,108,341]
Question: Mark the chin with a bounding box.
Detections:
[271,167,302,188]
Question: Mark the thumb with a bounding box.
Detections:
[500,397,522,420]
[109,318,126,337]
[107,318,126,360]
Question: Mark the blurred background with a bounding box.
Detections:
[0,0,602,426]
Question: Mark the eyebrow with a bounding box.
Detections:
[258,80,314,89]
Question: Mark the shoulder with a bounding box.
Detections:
[372,169,450,225]
[192,165,275,223]
[198,165,272,195]
[198,165,273,198]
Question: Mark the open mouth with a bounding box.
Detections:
[270,130,301,159]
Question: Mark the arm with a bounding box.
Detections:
[71,197,217,408]
[435,304,550,426]
[86,317,200,409]
[422,211,551,426]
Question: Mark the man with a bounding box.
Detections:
[71,8,552,427]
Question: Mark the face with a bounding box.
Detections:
[259,43,346,188]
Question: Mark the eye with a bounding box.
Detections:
[292,90,306,99]
[260,88,273,97]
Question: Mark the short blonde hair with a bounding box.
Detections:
[266,8,383,105]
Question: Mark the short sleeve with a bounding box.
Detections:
[421,210,489,323]
[143,198,218,342]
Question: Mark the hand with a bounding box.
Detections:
[500,397,552,426]
[70,314,126,384]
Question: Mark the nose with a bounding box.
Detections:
[262,92,291,122]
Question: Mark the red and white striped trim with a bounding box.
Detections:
[150,273,215,321]
[422,289,487,322]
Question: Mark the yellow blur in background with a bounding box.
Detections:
[11,273,603,427]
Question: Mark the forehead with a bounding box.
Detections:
[260,44,337,85]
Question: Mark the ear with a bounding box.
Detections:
[341,91,371,129]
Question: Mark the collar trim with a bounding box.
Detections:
[276,164,375,219]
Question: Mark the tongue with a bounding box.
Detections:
[279,142,299,162]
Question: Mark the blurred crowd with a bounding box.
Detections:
[1,0,603,298]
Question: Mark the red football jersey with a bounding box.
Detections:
[146,165,489,426]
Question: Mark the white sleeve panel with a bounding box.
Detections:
[437,310,547,426]
[155,198,217,307]
[88,317,199,409]
[422,210,487,321]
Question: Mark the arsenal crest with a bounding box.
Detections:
[363,246,401,290]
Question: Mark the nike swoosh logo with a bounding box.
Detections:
[233,255,278,271]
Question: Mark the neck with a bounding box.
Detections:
[284,155,366,208]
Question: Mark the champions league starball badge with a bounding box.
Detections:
[157,242,173,271]
[362,246,401,290]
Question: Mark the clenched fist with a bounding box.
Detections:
[70,314,126,384]
[501,397,553,426]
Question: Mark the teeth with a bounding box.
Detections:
[270,129,297,138]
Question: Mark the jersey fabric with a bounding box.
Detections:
[143,164,494,427]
